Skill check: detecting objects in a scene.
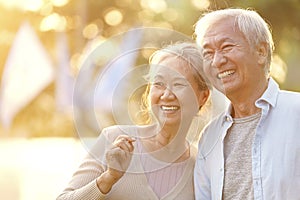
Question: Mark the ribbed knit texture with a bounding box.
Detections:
[139,140,188,199]
[57,125,196,200]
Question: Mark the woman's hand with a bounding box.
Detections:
[96,135,135,194]
[106,135,136,180]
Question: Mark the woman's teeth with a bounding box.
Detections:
[161,106,179,111]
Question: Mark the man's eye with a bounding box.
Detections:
[222,44,234,52]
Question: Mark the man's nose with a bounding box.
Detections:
[212,51,227,68]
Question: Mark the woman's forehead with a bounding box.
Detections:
[150,58,191,77]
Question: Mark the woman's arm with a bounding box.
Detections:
[57,128,135,200]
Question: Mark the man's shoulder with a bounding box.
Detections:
[197,113,225,156]
[206,112,226,128]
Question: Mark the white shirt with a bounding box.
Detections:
[194,78,300,200]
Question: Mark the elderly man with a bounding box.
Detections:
[193,8,300,200]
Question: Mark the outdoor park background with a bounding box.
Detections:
[0,0,299,199]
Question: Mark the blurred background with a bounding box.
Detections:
[0,0,299,199]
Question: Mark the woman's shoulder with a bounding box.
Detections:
[99,124,157,145]
[101,125,143,140]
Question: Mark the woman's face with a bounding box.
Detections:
[149,56,208,126]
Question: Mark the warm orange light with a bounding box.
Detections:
[83,23,99,39]
[40,13,67,32]
[191,0,210,10]
[104,8,123,26]
[140,0,167,13]
[270,54,287,84]
[0,0,69,11]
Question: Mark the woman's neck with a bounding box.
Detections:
[141,123,191,162]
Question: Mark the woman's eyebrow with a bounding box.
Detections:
[152,74,164,79]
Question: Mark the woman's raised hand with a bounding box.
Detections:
[106,135,136,180]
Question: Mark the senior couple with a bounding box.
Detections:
[57,8,300,200]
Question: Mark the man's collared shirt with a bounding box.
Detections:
[194,78,300,200]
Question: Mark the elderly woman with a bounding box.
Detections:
[57,42,211,200]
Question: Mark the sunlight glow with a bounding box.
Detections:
[138,10,155,21]
[0,138,86,200]
[191,0,210,10]
[0,0,43,11]
[51,0,69,7]
[270,54,287,84]
[104,8,123,26]
[40,13,67,32]
[0,30,14,45]
[0,0,68,11]
[40,2,53,16]
[162,8,179,22]
[83,23,99,39]
[140,0,167,13]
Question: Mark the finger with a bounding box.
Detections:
[121,138,136,152]
[117,141,131,152]
[126,137,136,143]
[115,135,136,144]
[124,140,135,152]
[113,136,136,151]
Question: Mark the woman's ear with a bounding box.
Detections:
[256,42,268,65]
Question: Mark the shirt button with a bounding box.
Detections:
[226,117,230,121]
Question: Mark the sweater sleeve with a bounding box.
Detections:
[57,179,105,200]
[57,131,110,200]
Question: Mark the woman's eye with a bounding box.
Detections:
[174,82,187,87]
[153,82,165,87]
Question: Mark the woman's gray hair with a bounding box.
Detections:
[194,8,274,73]
[139,42,211,124]
[147,42,211,91]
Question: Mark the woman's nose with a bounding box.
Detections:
[160,88,175,100]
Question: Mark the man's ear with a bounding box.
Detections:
[198,89,210,108]
[257,42,268,65]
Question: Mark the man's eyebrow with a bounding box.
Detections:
[202,37,235,49]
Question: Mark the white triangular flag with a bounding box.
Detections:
[0,22,54,128]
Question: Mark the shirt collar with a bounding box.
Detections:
[222,104,233,125]
[222,77,279,123]
[255,77,279,109]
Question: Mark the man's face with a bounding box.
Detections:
[201,17,263,97]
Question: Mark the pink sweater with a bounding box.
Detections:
[57,125,196,200]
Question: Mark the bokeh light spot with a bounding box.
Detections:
[104,9,123,26]
[140,0,167,13]
[40,13,67,32]
[191,0,210,10]
[83,23,99,39]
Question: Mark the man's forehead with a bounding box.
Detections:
[202,36,236,48]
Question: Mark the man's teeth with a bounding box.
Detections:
[161,106,179,111]
[218,70,235,79]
